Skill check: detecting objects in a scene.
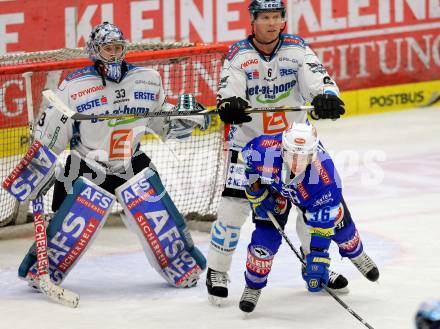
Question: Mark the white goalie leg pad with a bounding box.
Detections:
[207,196,249,273]
[2,140,58,202]
[18,177,116,285]
[115,167,205,288]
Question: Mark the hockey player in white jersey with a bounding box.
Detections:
[206,0,379,304]
[16,22,208,289]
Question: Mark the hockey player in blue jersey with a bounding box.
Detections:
[206,0,378,304]
[238,122,379,313]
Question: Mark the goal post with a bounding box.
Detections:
[0,42,229,228]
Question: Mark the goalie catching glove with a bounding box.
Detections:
[167,93,210,139]
[310,94,345,120]
[217,96,251,124]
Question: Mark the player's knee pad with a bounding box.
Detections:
[207,197,248,272]
[332,199,363,258]
[18,177,115,285]
[115,167,205,288]
[245,222,281,290]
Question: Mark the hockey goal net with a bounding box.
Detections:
[0,42,229,229]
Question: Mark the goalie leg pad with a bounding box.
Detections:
[115,167,205,288]
[2,140,58,202]
[18,177,115,285]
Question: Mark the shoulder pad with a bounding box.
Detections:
[65,66,96,81]
[256,135,282,149]
[226,39,253,61]
[243,134,282,162]
[280,34,306,49]
[243,135,283,177]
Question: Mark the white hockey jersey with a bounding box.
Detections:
[219,33,340,151]
[34,64,171,172]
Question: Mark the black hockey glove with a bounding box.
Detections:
[310,94,345,120]
[217,96,251,124]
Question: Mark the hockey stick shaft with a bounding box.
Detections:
[266,211,374,329]
[23,76,80,307]
[42,89,313,121]
[31,196,80,308]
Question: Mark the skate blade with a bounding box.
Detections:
[208,294,226,307]
[241,312,252,319]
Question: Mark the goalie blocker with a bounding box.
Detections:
[115,167,206,288]
[2,140,57,202]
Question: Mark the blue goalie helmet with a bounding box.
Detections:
[416,300,440,329]
[248,0,286,20]
[86,21,127,64]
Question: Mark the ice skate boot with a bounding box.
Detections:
[206,268,229,306]
[239,285,261,313]
[350,251,379,282]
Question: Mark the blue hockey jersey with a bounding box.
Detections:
[241,133,344,251]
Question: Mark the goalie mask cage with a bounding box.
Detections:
[0,42,229,229]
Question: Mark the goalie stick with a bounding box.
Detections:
[31,196,80,308]
[42,89,314,121]
[23,73,80,308]
[266,211,374,329]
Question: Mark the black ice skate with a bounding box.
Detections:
[300,247,349,293]
[239,285,261,313]
[206,268,229,306]
[350,251,380,282]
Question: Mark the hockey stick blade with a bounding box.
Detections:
[32,197,80,308]
[42,89,313,121]
[39,274,80,308]
[266,211,374,329]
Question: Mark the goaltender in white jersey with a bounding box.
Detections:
[17,22,209,290]
[36,53,199,174]
[206,0,378,305]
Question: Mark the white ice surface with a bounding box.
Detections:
[0,107,439,329]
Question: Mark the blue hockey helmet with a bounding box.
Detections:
[86,22,127,64]
[248,0,286,21]
[415,300,440,328]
